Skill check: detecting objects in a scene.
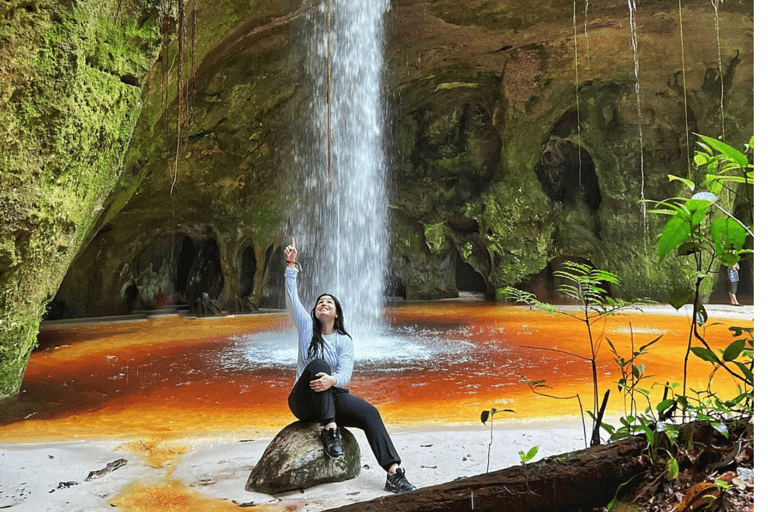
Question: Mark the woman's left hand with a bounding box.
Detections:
[310,372,337,392]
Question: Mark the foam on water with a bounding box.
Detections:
[223,326,471,369]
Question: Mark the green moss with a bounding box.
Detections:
[0,0,160,398]
[242,208,282,239]
[424,222,449,254]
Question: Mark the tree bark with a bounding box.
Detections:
[325,436,649,512]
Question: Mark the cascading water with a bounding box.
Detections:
[289,0,389,340]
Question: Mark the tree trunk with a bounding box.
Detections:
[326,436,649,512]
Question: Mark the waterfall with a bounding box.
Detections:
[290,0,390,339]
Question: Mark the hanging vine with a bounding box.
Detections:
[156,0,197,194]
[678,0,691,175]
[171,0,186,194]
[326,0,333,180]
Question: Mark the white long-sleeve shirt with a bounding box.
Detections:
[284,267,354,388]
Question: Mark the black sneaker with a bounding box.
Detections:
[320,427,343,459]
[384,467,416,493]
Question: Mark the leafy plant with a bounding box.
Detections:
[502,262,635,446]
[605,325,662,422]
[649,134,753,421]
[480,407,514,472]
[519,445,539,464]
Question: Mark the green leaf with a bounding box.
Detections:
[480,410,491,425]
[666,457,679,480]
[684,198,711,227]
[676,241,699,256]
[696,133,749,167]
[669,287,693,309]
[691,347,719,364]
[519,445,539,463]
[722,339,746,362]
[711,218,747,266]
[693,153,709,167]
[733,362,754,382]
[668,174,695,190]
[656,399,676,413]
[658,213,691,258]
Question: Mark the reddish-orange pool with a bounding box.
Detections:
[0,302,751,442]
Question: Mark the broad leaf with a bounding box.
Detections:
[722,339,746,362]
[658,213,691,258]
[692,191,717,202]
[711,218,747,266]
[677,241,699,256]
[696,133,749,167]
[691,347,719,364]
[667,457,680,480]
[669,287,693,309]
[734,362,754,382]
[656,399,676,414]
[684,198,711,227]
[668,174,695,190]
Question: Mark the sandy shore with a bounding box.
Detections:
[1,419,590,511]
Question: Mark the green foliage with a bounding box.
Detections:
[480,407,514,426]
[480,407,515,472]
[653,134,753,277]
[518,445,539,464]
[649,134,754,421]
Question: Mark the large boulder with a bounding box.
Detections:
[245,422,361,495]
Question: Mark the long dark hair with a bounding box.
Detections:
[309,293,351,358]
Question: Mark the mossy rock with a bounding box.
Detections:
[245,422,361,495]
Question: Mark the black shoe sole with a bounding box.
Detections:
[324,447,344,459]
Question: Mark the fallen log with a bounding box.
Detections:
[326,436,649,512]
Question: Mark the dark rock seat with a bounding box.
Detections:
[245,421,361,495]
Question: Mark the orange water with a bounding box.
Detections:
[0,303,750,442]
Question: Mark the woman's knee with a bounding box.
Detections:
[305,358,332,376]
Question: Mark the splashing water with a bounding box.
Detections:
[289,0,390,340]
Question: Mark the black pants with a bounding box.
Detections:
[288,359,401,471]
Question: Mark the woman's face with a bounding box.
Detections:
[314,295,338,322]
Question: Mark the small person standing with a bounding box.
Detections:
[727,262,741,306]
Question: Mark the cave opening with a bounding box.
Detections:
[195,239,224,301]
[455,257,486,295]
[173,233,224,306]
[238,245,257,298]
[175,236,195,294]
[123,282,139,313]
[534,139,601,212]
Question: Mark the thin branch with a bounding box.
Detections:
[520,345,590,362]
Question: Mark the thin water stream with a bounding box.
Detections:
[0,304,748,442]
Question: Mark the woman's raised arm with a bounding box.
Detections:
[284,237,298,269]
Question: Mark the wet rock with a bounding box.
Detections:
[245,421,361,495]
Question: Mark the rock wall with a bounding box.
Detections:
[385,0,753,300]
[0,0,161,397]
[0,0,753,397]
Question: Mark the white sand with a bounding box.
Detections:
[0,419,588,511]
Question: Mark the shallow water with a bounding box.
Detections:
[0,302,749,441]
